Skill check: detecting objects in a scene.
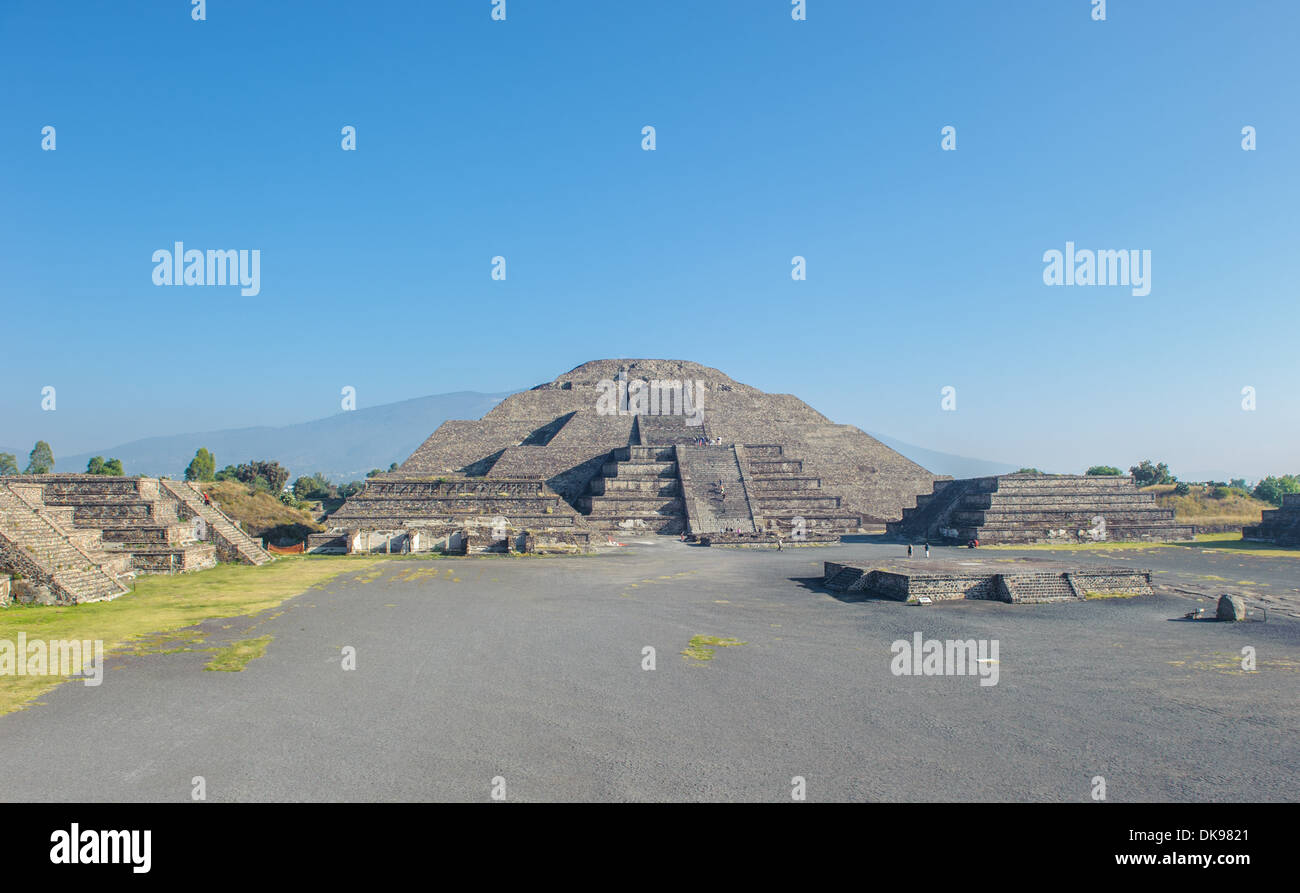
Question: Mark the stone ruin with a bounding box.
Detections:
[311,358,942,553]
[0,475,272,605]
[1243,493,1300,546]
[888,473,1194,545]
[824,558,1155,603]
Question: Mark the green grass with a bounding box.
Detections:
[205,635,272,672]
[0,555,385,715]
[1083,591,1145,600]
[681,635,746,662]
[982,532,1300,559]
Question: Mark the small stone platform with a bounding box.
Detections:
[823,558,1153,603]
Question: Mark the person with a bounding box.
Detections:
[924,542,930,558]
[907,544,913,558]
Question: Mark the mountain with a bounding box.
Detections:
[866,433,1022,479]
[57,391,512,482]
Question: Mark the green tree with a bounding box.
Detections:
[0,453,17,476]
[185,448,216,482]
[86,456,105,475]
[103,458,124,476]
[1016,467,1042,474]
[24,441,54,474]
[1129,460,1174,487]
[293,473,336,501]
[1086,465,1123,476]
[214,464,240,482]
[1253,475,1300,507]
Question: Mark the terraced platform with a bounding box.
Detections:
[888,473,1194,545]
[823,558,1154,603]
[0,475,272,604]
[1243,493,1300,546]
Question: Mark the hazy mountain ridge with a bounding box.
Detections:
[17,393,1038,484]
[53,392,511,482]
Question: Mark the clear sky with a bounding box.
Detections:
[2,1,1296,479]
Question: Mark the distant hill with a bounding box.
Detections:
[867,433,1021,479]
[57,391,512,482]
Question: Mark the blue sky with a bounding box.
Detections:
[1,1,1296,479]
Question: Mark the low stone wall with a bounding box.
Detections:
[823,561,1152,604]
[0,574,9,605]
[700,531,839,548]
[1070,570,1153,597]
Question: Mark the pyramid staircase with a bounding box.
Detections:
[160,480,273,565]
[0,482,131,604]
[676,444,756,535]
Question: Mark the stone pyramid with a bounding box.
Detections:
[321,359,940,548]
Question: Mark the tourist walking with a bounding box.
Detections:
[907,544,913,558]
[924,542,930,558]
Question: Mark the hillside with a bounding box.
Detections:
[199,481,324,545]
[1144,483,1272,532]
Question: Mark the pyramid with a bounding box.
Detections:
[315,359,940,551]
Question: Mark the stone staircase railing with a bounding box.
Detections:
[159,480,274,566]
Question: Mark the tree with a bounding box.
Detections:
[185,448,216,482]
[0,453,17,476]
[366,468,383,478]
[338,480,365,498]
[1173,482,1191,496]
[86,456,125,476]
[1129,460,1174,487]
[1086,466,1122,476]
[388,462,399,472]
[24,441,54,474]
[214,464,240,482]
[293,473,336,501]
[1016,468,1042,474]
[1253,475,1300,507]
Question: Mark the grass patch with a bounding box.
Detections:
[0,555,385,715]
[982,532,1300,559]
[681,635,745,662]
[1083,591,1144,600]
[1144,484,1271,528]
[982,541,1166,552]
[205,635,273,672]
